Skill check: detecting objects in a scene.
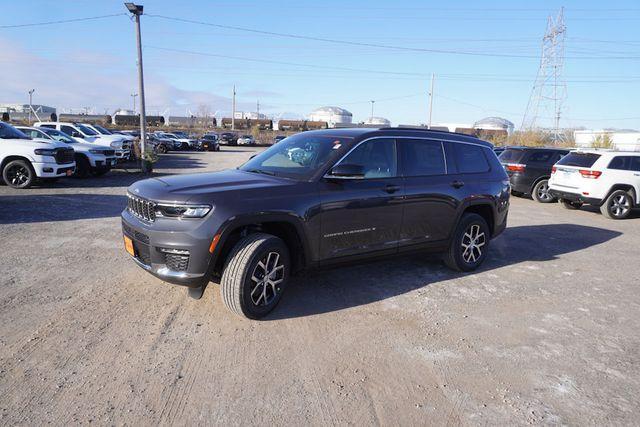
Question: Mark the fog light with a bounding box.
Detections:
[157,247,190,255]
[43,167,53,173]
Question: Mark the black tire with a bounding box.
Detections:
[443,213,490,272]
[157,144,167,154]
[560,199,583,210]
[220,233,290,319]
[91,168,109,177]
[511,190,524,197]
[600,190,634,220]
[532,179,555,203]
[74,155,90,178]
[3,159,35,189]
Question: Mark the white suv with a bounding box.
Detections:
[0,121,75,189]
[34,122,131,160]
[17,126,117,178]
[549,149,640,219]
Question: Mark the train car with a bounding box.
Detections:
[251,119,273,130]
[59,114,112,126]
[4,112,57,123]
[277,120,306,131]
[165,116,217,128]
[221,118,251,129]
[304,120,328,130]
[113,114,165,127]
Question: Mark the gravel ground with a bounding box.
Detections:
[1,147,639,425]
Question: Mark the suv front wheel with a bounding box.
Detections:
[221,233,290,319]
[600,190,634,220]
[444,213,490,272]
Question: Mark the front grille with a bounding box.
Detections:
[102,149,115,156]
[164,253,189,272]
[127,194,156,222]
[54,148,75,164]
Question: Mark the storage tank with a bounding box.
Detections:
[363,116,391,126]
[473,117,514,135]
[308,106,352,128]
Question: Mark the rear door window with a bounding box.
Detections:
[630,157,640,172]
[527,151,554,163]
[556,152,601,168]
[399,139,446,176]
[456,144,491,174]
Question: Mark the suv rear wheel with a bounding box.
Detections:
[560,199,583,210]
[444,213,490,272]
[532,179,555,203]
[600,190,633,220]
[220,233,290,319]
[3,159,35,189]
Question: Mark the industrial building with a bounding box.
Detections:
[575,130,640,151]
[308,106,352,128]
[0,103,56,114]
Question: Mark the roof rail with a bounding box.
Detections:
[377,126,480,139]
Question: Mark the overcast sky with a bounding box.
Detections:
[1,0,639,129]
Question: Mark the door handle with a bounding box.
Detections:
[451,180,465,189]
[384,184,401,194]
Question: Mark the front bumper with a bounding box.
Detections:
[33,161,75,178]
[549,189,602,206]
[121,210,216,288]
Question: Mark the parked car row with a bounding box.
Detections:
[497,146,640,220]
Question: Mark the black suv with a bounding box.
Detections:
[499,147,569,203]
[219,132,238,145]
[122,128,510,319]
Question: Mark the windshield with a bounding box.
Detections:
[76,124,98,136]
[498,149,525,163]
[0,122,30,140]
[239,133,353,180]
[42,128,77,143]
[203,135,216,140]
[93,125,112,135]
[556,152,601,168]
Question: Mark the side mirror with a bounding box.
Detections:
[327,163,365,179]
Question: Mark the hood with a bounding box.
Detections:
[95,134,125,143]
[128,169,294,204]
[6,138,68,149]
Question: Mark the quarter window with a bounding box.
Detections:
[630,157,640,172]
[608,156,632,171]
[339,138,397,178]
[400,139,446,176]
[456,144,490,174]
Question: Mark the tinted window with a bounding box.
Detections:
[39,124,55,129]
[339,138,396,178]
[456,144,490,174]
[76,124,97,135]
[61,125,78,136]
[0,123,29,139]
[630,157,640,172]
[608,156,632,171]
[400,139,446,176]
[557,152,601,168]
[527,151,554,163]
[498,149,525,163]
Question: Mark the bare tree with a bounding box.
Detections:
[197,104,211,118]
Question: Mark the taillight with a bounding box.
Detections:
[579,169,602,179]
[551,166,557,174]
[506,163,526,173]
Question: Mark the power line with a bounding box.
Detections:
[0,13,126,29]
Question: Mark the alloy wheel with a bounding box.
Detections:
[7,164,30,187]
[250,251,285,306]
[536,182,553,201]
[461,224,486,264]
[610,194,630,217]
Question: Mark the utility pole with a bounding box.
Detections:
[370,100,375,121]
[256,100,260,118]
[125,2,149,172]
[232,85,236,130]
[131,93,138,113]
[28,89,35,125]
[428,73,434,129]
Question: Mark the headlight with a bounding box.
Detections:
[34,148,56,156]
[156,204,212,218]
[110,141,123,149]
[89,149,106,154]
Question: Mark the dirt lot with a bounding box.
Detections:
[1,147,639,425]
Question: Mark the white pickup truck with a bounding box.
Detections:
[34,122,131,160]
[16,126,116,178]
[0,121,75,189]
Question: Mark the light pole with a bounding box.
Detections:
[28,89,35,124]
[370,100,375,122]
[125,2,149,172]
[428,73,435,129]
[131,93,138,114]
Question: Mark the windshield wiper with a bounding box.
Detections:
[246,168,276,176]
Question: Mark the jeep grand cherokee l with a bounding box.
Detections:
[122,128,510,319]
